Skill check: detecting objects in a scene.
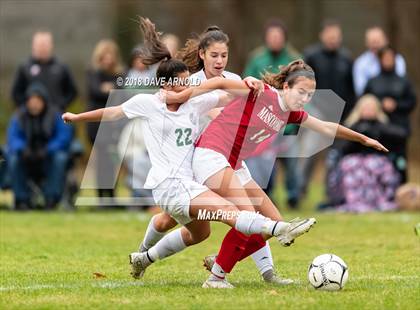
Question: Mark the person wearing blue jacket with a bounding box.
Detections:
[7,82,73,210]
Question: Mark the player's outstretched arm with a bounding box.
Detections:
[62,106,125,124]
[302,115,389,152]
[166,77,252,104]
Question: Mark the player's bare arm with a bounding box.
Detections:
[166,77,260,104]
[62,106,125,123]
[302,115,389,152]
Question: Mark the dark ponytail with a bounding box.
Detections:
[204,26,221,33]
[138,17,188,85]
[177,26,229,73]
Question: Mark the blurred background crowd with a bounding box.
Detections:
[0,0,419,213]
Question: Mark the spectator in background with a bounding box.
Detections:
[353,26,406,97]
[86,39,124,203]
[242,19,301,208]
[6,83,73,210]
[304,19,355,120]
[11,31,77,111]
[126,44,158,83]
[300,19,355,197]
[324,94,403,213]
[0,147,9,191]
[118,119,153,209]
[243,19,300,78]
[364,46,416,183]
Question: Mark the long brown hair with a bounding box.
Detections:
[138,17,188,84]
[138,17,171,65]
[262,59,315,89]
[177,26,229,73]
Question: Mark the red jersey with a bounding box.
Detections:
[195,84,308,169]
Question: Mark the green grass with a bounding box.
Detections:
[1,210,419,310]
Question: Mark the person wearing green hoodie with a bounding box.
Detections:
[243,19,302,209]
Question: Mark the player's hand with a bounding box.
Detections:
[244,76,264,98]
[62,112,78,123]
[165,90,187,104]
[382,97,397,112]
[100,82,114,93]
[157,89,167,102]
[362,137,389,152]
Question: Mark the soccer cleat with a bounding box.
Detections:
[262,269,294,285]
[203,254,217,272]
[276,217,316,247]
[129,252,151,279]
[203,254,293,286]
[202,275,234,289]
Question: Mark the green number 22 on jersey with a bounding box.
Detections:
[175,128,193,147]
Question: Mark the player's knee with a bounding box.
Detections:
[154,213,176,232]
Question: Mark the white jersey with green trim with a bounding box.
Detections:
[121,92,219,189]
[190,69,241,83]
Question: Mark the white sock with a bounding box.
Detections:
[147,228,186,261]
[211,262,226,279]
[251,242,274,275]
[235,211,289,236]
[140,215,166,252]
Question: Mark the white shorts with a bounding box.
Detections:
[152,178,208,225]
[192,147,253,186]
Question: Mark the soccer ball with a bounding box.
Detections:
[308,254,349,291]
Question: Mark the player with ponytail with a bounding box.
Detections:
[164,58,387,288]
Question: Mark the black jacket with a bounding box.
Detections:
[11,56,78,111]
[86,69,121,143]
[86,69,121,110]
[339,120,406,155]
[364,70,417,134]
[304,44,355,121]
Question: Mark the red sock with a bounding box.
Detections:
[238,234,266,261]
[214,228,249,273]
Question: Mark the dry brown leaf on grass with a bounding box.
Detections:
[93,272,107,279]
[267,289,279,295]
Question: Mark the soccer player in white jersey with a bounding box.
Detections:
[62,18,316,289]
[140,26,293,286]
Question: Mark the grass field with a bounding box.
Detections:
[1,209,419,309]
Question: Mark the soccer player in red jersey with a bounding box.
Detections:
[166,59,387,287]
